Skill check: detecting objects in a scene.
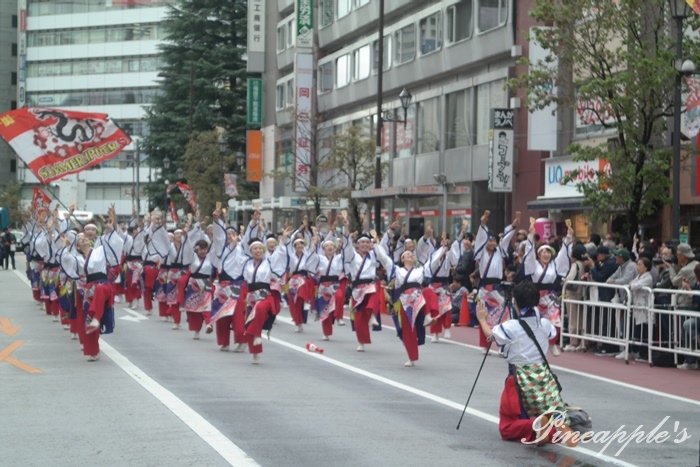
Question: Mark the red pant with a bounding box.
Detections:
[168,304,181,324]
[287,276,315,325]
[142,265,158,311]
[399,308,420,362]
[430,312,452,335]
[83,283,113,357]
[216,315,233,346]
[186,311,210,332]
[335,279,348,320]
[352,292,379,344]
[245,295,276,354]
[158,301,169,317]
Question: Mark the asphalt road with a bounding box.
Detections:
[1,256,698,467]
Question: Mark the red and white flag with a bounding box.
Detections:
[0,107,131,184]
[32,187,51,211]
[224,173,239,198]
[176,181,198,212]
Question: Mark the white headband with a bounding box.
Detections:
[322,239,336,248]
[84,223,97,230]
[250,240,264,248]
[537,245,555,255]
[293,238,306,246]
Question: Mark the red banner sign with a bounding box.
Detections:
[0,107,131,184]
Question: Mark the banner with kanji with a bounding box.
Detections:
[684,76,700,138]
[165,184,179,223]
[224,173,239,198]
[176,181,198,212]
[32,187,51,211]
[0,107,131,184]
[688,0,700,16]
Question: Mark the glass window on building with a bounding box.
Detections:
[352,116,372,139]
[394,24,416,66]
[475,78,507,145]
[353,44,371,82]
[419,12,442,55]
[477,0,508,33]
[277,24,286,52]
[276,83,285,109]
[319,62,334,93]
[320,0,334,27]
[336,54,351,88]
[355,0,370,7]
[446,0,473,44]
[372,35,391,74]
[337,0,352,19]
[418,97,440,153]
[287,18,295,48]
[445,88,474,149]
[286,80,295,107]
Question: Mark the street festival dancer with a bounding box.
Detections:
[181,216,217,340]
[476,280,577,445]
[284,219,318,333]
[373,231,445,367]
[311,228,347,341]
[342,214,382,352]
[473,210,520,352]
[121,215,147,309]
[424,230,461,342]
[210,205,251,352]
[240,227,290,363]
[522,218,572,356]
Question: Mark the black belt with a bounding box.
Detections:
[431,277,451,285]
[45,263,59,268]
[248,282,271,292]
[319,275,340,283]
[86,272,108,283]
[480,278,501,286]
[171,263,184,268]
[353,278,374,286]
[143,261,157,267]
[292,271,308,277]
[535,283,555,291]
[191,273,210,280]
[31,255,43,262]
[399,282,422,294]
[126,255,141,261]
[160,265,172,270]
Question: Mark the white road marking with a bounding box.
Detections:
[308,312,700,408]
[269,334,638,467]
[100,341,260,467]
[119,307,149,322]
[13,267,260,467]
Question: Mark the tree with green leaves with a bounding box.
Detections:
[511,0,700,239]
[142,0,252,205]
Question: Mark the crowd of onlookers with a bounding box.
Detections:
[444,228,699,370]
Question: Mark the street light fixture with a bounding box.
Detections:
[163,156,171,170]
[164,179,170,221]
[382,88,413,128]
[669,0,693,242]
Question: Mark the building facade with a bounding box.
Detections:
[18,0,176,218]
[0,1,19,190]
[243,0,520,235]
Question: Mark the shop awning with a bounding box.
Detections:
[527,197,591,211]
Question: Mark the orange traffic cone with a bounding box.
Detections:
[457,294,470,327]
[305,342,324,354]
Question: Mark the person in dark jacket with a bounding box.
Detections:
[587,245,619,354]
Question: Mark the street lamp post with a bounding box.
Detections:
[163,156,171,220]
[669,0,693,242]
[135,139,141,216]
[433,174,448,235]
[374,0,385,233]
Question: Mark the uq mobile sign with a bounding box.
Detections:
[544,156,611,198]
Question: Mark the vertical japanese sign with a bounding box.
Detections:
[294,53,313,191]
[247,78,263,126]
[247,0,265,73]
[488,108,514,193]
[296,0,313,49]
[246,130,263,182]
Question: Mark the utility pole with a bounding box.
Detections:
[135,139,141,216]
[374,0,384,233]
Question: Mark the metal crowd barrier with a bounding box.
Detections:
[646,288,700,367]
[560,281,700,366]
[560,280,633,362]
